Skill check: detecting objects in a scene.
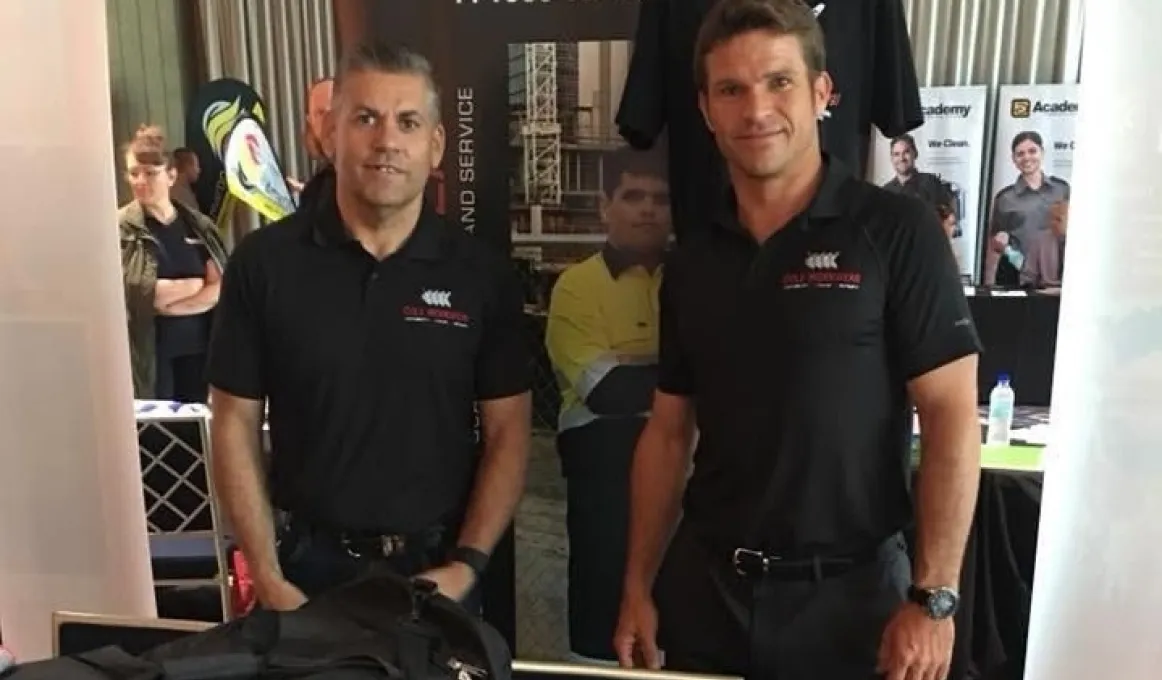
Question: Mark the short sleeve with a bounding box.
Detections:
[656,257,694,395]
[872,0,924,137]
[885,200,983,380]
[616,0,667,149]
[206,237,267,399]
[475,260,532,400]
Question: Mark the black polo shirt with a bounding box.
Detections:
[660,156,980,554]
[617,0,923,240]
[206,182,530,534]
[148,213,211,358]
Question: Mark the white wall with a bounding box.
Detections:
[0,0,156,660]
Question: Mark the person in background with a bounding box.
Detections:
[987,131,1071,286]
[936,201,965,273]
[613,1,982,677]
[882,133,954,214]
[171,147,202,212]
[1020,198,1068,291]
[288,76,334,195]
[545,145,671,665]
[120,125,228,402]
[208,42,530,612]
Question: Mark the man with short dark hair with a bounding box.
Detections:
[613,1,982,678]
[545,145,670,665]
[883,133,955,214]
[171,147,201,211]
[208,41,531,613]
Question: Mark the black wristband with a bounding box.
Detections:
[449,546,490,577]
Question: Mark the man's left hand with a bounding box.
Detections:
[877,602,955,680]
[415,562,477,602]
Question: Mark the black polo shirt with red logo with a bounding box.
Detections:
[658,156,980,554]
[207,174,529,534]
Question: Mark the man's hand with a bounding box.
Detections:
[416,562,477,602]
[286,177,305,194]
[613,590,663,670]
[254,574,307,612]
[877,603,955,680]
[990,231,1010,253]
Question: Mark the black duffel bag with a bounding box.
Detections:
[3,571,510,680]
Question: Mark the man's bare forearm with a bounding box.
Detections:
[210,403,281,581]
[623,420,692,598]
[914,402,981,588]
[455,399,531,555]
[162,282,221,316]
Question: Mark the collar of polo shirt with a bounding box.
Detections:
[711,153,854,237]
[601,243,664,279]
[301,166,449,261]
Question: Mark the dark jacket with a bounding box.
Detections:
[119,200,229,398]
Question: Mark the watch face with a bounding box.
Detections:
[928,588,959,619]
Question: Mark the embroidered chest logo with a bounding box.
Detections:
[421,289,452,307]
[782,251,863,290]
[402,288,470,328]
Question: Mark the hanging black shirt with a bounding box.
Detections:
[616,0,923,240]
[149,214,211,357]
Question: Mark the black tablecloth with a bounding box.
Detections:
[909,467,1042,680]
[968,293,1060,406]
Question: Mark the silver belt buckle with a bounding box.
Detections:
[732,547,776,576]
[380,534,405,558]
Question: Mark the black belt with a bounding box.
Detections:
[283,514,447,561]
[728,534,903,582]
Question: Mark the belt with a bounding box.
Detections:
[729,534,903,582]
[283,514,447,561]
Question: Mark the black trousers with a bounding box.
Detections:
[155,353,208,403]
[558,418,644,660]
[276,518,481,612]
[655,522,910,679]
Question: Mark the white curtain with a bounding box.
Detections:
[195,0,338,192]
[902,0,1085,87]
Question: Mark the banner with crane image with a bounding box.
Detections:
[335,0,642,253]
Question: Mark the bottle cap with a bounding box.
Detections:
[997,373,1011,384]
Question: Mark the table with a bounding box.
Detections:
[967,292,1060,406]
[914,405,1047,680]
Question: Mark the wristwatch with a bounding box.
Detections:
[449,546,490,578]
[907,585,960,620]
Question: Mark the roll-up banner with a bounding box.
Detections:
[868,86,989,281]
[184,78,295,227]
[984,84,1079,287]
[334,0,642,254]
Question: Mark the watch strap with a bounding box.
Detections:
[449,546,490,577]
[906,585,929,606]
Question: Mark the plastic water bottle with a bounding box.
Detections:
[986,374,1016,446]
[1003,245,1025,270]
[0,646,14,673]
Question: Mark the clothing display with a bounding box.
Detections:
[617,0,923,238]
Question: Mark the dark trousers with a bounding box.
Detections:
[655,522,910,679]
[276,518,481,612]
[558,418,644,661]
[155,353,208,403]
